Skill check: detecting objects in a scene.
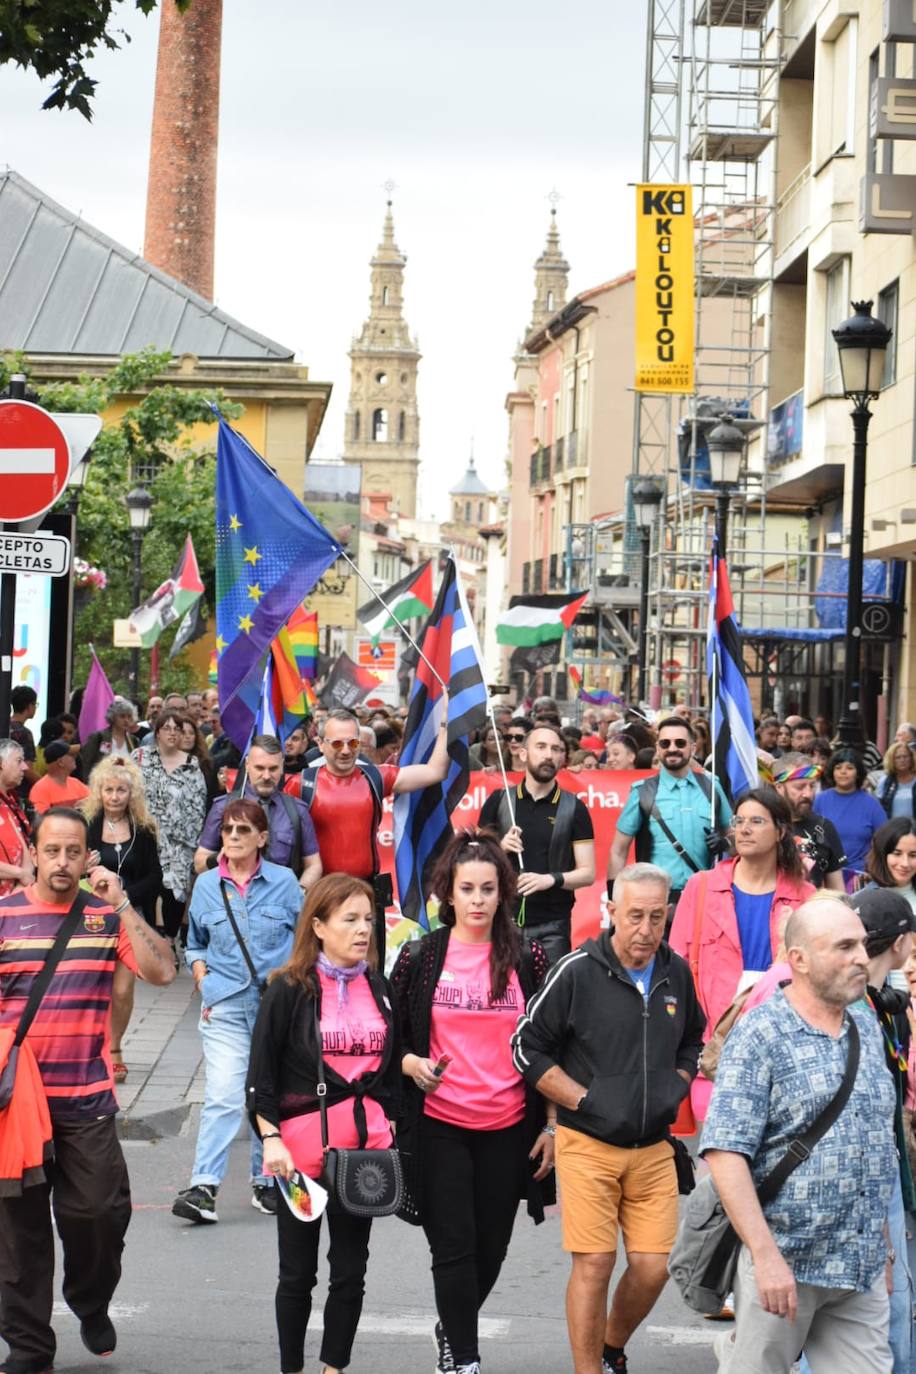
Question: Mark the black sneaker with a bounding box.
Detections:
[172,1183,218,1223]
[0,1357,54,1374]
[80,1309,116,1357]
[435,1320,456,1374]
[602,1355,627,1374]
[251,1183,279,1215]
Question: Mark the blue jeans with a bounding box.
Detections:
[190,986,269,1189]
[798,1173,911,1374]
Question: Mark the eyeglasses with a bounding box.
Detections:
[659,738,689,749]
[326,739,358,753]
[158,722,181,733]
[507,733,526,743]
[222,823,256,836]
[729,815,770,830]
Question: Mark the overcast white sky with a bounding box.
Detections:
[1,1,647,521]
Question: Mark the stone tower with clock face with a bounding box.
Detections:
[342,201,421,518]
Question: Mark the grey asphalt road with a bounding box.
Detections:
[34,1110,722,1374]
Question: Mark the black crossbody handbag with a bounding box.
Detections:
[219,881,266,998]
[313,1001,403,1218]
[0,890,89,1109]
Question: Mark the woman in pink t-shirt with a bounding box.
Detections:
[391,827,555,1374]
[247,874,401,1374]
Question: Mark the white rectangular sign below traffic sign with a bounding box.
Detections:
[0,532,71,576]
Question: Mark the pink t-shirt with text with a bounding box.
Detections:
[279,969,392,1180]
[426,936,526,1131]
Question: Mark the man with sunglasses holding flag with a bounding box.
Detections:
[607,717,730,916]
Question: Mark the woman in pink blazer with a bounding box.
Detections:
[669,786,815,1120]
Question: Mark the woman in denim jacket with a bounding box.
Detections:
[172,798,305,1223]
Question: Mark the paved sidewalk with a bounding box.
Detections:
[116,967,206,1140]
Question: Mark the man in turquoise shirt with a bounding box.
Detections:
[607,716,730,911]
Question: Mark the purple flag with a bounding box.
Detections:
[79,650,114,740]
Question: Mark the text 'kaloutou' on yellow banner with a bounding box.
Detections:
[635,185,695,395]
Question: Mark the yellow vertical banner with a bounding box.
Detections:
[635,184,695,394]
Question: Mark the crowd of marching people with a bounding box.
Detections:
[3,679,916,1373]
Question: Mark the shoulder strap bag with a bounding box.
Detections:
[314,999,403,1218]
[219,880,266,998]
[668,1015,860,1315]
[0,889,90,1109]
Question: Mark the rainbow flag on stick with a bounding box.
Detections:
[568,666,624,707]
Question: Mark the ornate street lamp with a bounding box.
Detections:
[706,416,746,555]
[831,300,892,747]
[631,476,665,704]
[125,485,153,696]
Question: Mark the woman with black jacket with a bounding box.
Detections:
[390,827,555,1374]
[247,873,400,1374]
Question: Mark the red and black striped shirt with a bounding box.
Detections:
[0,886,139,1120]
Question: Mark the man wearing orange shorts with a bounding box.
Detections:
[512,861,705,1374]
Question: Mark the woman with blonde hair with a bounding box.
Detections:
[81,756,162,1083]
[247,872,400,1374]
[877,740,916,820]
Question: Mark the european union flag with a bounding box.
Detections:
[216,419,341,748]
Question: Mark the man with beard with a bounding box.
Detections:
[773,753,846,892]
[0,809,176,1371]
[607,716,730,915]
[479,724,595,963]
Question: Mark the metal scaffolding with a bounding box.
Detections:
[634,0,788,707]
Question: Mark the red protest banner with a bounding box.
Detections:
[377,769,651,950]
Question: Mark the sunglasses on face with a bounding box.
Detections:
[659,738,689,749]
[222,823,256,837]
[326,739,358,753]
[507,733,526,743]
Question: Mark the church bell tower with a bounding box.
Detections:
[343,200,421,518]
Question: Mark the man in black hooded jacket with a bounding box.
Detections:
[511,861,705,1374]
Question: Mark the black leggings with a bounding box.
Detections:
[275,1196,372,1373]
[419,1115,525,1366]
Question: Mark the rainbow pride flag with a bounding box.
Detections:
[568,665,624,707]
[285,605,318,680]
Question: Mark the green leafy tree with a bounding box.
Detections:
[0,0,192,119]
[0,347,241,699]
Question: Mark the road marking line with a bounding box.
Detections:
[646,1324,718,1345]
[0,448,56,474]
[53,1302,148,1319]
[354,1315,511,1338]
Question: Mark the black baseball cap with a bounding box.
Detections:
[43,741,70,765]
[850,887,916,939]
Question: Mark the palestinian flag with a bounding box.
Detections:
[496,591,588,647]
[357,560,434,645]
[130,535,205,649]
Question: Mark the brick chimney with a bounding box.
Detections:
[144,0,223,300]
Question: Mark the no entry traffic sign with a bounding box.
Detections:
[0,400,71,522]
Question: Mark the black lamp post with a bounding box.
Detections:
[632,476,665,704]
[707,416,746,555]
[831,300,892,748]
[125,485,153,697]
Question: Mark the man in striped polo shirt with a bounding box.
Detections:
[0,808,176,1374]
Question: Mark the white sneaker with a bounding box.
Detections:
[455,1365,481,1374]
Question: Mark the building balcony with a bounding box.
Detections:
[765,393,848,503]
[529,444,553,489]
[774,163,811,277]
[782,0,819,69]
[554,435,564,472]
[532,558,545,594]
